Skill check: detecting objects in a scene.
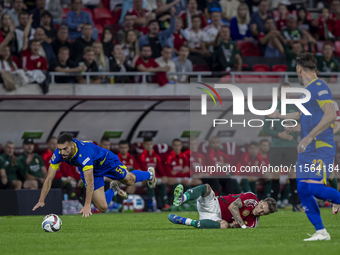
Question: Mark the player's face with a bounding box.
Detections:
[23,143,34,154]
[248,145,259,158]
[5,143,15,157]
[143,141,154,152]
[192,18,201,30]
[100,141,111,150]
[118,144,129,155]
[296,65,304,86]
[253,201,270,216]
[259,141,270,154]
[58,141,74,159]
[323,45,333,58]
[190,139,198,152]
[48,138,58,152]
[210,137,221,150]
[172,141,182,155]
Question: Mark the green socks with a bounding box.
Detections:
[193,219,221,229]
[159,183,168,205]
[184,184,207,201]
[329,178,338,191]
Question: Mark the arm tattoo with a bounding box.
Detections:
[228,198,245,227]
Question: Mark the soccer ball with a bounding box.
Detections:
[42,214,62,232]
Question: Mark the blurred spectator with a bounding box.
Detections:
[179,0,207,29]
[71,23,95,61]
[121,30,140,66]
[331,1,340,39]
[212,25,242,71]
[51,25,72,56]
[135,44,169,85]
[15,11,35,52]
[139,9,176,59]
[259,139,270,166]
[316,42,339,74]
[33,27,56,64]
[230,3,251,41]
[116,13,141,44]
[154,0,179,31]
[330,0,340,19]
[155,45,177,82]
[203,0,222,21]
[204,11,224,52]
[1,14,19,57]
[93,41,109,73]
[101,27,114,57]
[118,0,147,25]
[30,0,47,29]
[297,7,317,42]
[285,41,304,72]
[18,138,47,189]
[258,17,285,57]
[24,0,37,13]
[317,8,335,41]
[172,45,193,83]
[6,0,24,27]
[76,46,101,84]
[47,0,63,24]
[125,0,149,30]
[276,3,288,31]
[281,14,307,48]
[250,0,271,37]
[220,0,239,22]
[172,17,188,55]
[246,0,261,15]
[49,47,85,83]
[66,0,98,40]
[0,141,21,190]
[0,46,19,71]
[109,44,133,83]
[40,10,57,43]
[99,137,111,149]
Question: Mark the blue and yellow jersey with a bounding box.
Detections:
[300,78,335,151]
[50,139,120,178]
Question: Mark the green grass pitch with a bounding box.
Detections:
[1,209,340,255]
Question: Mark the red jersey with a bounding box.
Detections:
[205,148,229,176]
[41,149,62,179]
[222,141,240,167]
[260,153,269,167]
[138,149,165,177]
[173,31,187,51]
[126,7,148,30]
[276,19,286,31]
[164,151,190,178]
[118,152,140,170]
[198,140,210,155]
[179,10,207,29]
[236,152,264,177]
[22,49,47,71]
[318,17,334,39]
[135,56,159,83]
[183,149,206,176]
[153,143,172,164]
[218,192,260,228]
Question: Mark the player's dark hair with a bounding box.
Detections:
[148,19,158,26]
[172,138,181,144]
[191,14,200,21]
[57,133,73,144]
[141,44,151,50]
[323,42,333,50]
[264,197,278,213]
[143,137,153,142]
[296,53,317,71]
[259,139,270,145]
[47,136,57,143]
[119,140,129,145]
[101,137,110,143]
[248,141,259,147]
[30,39,41,45]
[162,45,172,50]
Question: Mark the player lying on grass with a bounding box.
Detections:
[168,184,277,229]
[33,133,156,218]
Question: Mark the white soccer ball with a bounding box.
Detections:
[42,214,62,232]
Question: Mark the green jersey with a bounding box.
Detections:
[17,153,45,178]
[263,101,299,148]
[281,28,304,41]
[316,56,339,73]
[213,40,240,67]
[285,42,312,72]
[0,153,20,181]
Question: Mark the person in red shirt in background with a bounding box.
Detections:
[206,136,233,195]
[41,136,80,200]
[331,1,340,39]
[138,137,169,211]
[179,0,207,29]
[258,139,272,198]
[317,8,335,41]
[276,3,288,31]
[126,0,150,31]
[173,17,188,56]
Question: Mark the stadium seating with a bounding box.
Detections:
[62,8,70,20]
[236,41,261,57]
[272,65,287,72]
[252,64,270,72]
[93,8,114,27]
[236,75,261,83]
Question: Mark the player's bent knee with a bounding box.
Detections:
[97,204,108,213]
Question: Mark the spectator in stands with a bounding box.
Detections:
[93,41,110,82]
[101,27,114,58]
[281,14,307,48]
[0,46,19,71]
[1,15,19,57]
[204,11,225,52]
[30,0,47,29]
[33,27,57,64]
[76,46,101,84]
[6,0,24,27]
[250,0,270,38]
[154,0,179,31]
[99,137,111,150]
[71,23,95,61]
[47,0,63,24]
[297,7,317,44]
[202,0,222,21]
[316,42,339,74]
[212,25,242,71]
[220,0,239,22]
[49,47,85,83]
[230,3,252,41]
[332,1,340,39]
[179,0,207,29]
[125,0,150,30]
[139,9,176,59]
[110,0,123,11]
[173,45,193,83]
[24,0,37,13]
[155,45,177,83]
[109,44,133,83]
[258,17,285,57]
[66,0,98,40]
[276,4,287,31]
[40,11,57,43]
[51,25,72,56]
[317,8,335,41]
[330,0,340,19]
[121,30,140,67]
[173,17,188,56]
[15,11,35,52]
[137,136,169,210]
[0,141,21,190]
[285,41,303,72]
[116,14,141,44]
[18,138,47,189]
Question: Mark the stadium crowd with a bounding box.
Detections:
[0,0,340,89]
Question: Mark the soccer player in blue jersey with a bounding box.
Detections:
[33,133,156,218]
[269,53,340,241]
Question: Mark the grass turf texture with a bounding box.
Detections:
[1,208,340,255]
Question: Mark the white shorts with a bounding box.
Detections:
[197,188,222,221]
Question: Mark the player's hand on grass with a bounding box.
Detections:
[297,135,313,153]
[278,131,293,141]
[32,201,45,211]
[79,205,92,218]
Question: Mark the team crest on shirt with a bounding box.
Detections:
[198,157,202,164]
[230,45,233,50]
[153,157,157,163]
[242,210,250,216]
[146,158,150,162]
[331,63,334,68]
[179,158,183,165]
[244,221,248,225]
[35,158,39,164]
[79,154,82,157]
[51,154,56,161]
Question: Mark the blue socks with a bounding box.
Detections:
[131,170,151,183]
[105,189,115,205]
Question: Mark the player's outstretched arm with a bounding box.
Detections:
[32,166,57,211]
[79,168,94,218]
[228,198,246,229]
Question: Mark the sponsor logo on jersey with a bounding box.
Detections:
[82,157,90,166]
[51,154,56,161]
[318,90,329,96]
